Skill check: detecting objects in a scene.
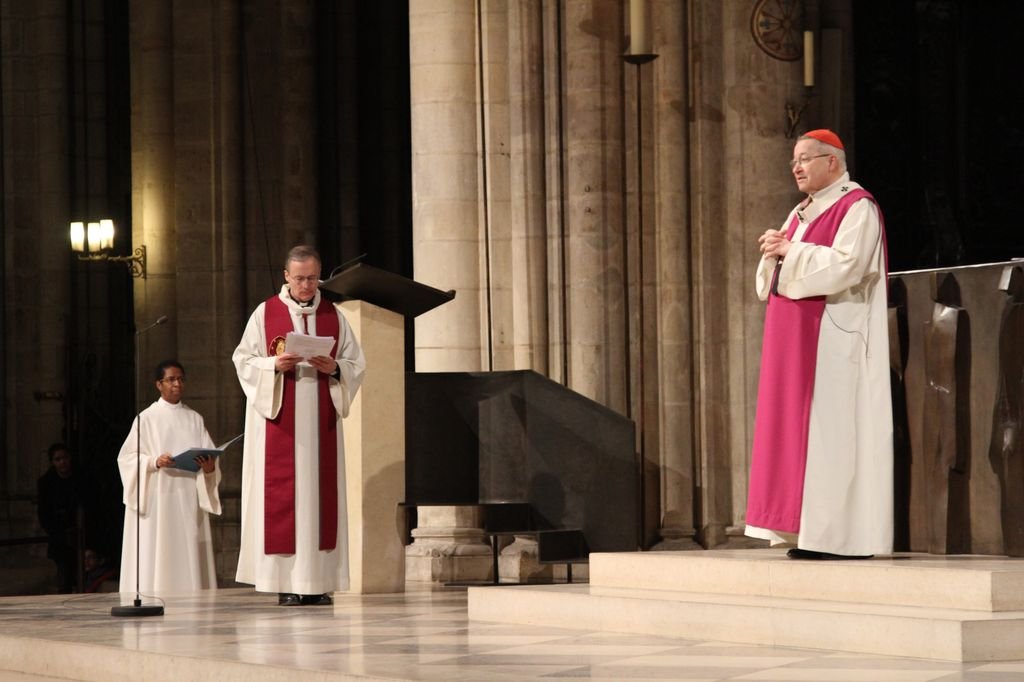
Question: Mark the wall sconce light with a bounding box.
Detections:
[70,219,147,279]
[785,30,816,138]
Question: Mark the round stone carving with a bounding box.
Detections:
[751,0,803,61]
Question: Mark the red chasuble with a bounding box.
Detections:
[747,189,887,533]
[263,296,340,554]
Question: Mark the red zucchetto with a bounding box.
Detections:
[801,129,844,150]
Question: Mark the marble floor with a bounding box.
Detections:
[0,586,1023,681]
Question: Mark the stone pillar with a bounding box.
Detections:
[699,0,802,546]
[650,0,699,551]
[488,0,564,580]
[687,0,735,548]
[479,1,512,370]
[279,0,317,246]
[542,0,568,384]
[508,0,550,373]
[130,0,177,368]
[2,0,71,529]
[563,0,626,412]
[408,0,490,583]
[411,0,484,370]
[130,0,249,582]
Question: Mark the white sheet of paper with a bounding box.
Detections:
[285,331,334,359]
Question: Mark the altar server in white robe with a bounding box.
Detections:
[118,360,221,594]
[233,245,365,606]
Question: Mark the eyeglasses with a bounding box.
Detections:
[789,153,831,170]
[289,275,320,285]
[160,376,186,385]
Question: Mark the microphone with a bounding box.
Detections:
[325,253,367,281]
[136,315,169,336]
[113,312,170,618]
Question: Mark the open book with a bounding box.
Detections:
[171,433,244,473]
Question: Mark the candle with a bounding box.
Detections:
[70,221,85,252]
[630,0,650,56]
[87,221,101,253]
[803,31,814,88]
[100,219,115,250]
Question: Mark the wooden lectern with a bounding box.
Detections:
[320,263,454,593]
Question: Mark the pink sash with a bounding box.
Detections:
[263,296,340,554]
[746,190,886,533]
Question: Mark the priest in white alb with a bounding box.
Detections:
[233,245,365,606]
[118,360,221,594]
[746,129,893,559]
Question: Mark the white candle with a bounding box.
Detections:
[87,221,101,253]
[630,0,650,55]
[70,221,85,252]
[803,31,814,88]
[100,219,115,250]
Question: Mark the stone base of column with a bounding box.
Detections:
[498,535,549,582]
[497,535,589,583]
[651,526,703,551]
[405,505,492,583]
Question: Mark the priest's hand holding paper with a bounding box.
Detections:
[279,332,337,374]
[275,352,302,372]
[308,355,338,375]
[155,453,174,469]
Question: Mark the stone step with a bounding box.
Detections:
[467,581,1024,662]
[590,548,1024,611]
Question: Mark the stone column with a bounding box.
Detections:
[563,0,626,412]
[542,0,568,384]
[2,0,71,526]
[408,0,491,582]
[278,0,317,247]
[507,0,549,372]
[411,0,485,370]
[690,0,802,546]
[479,0,512,370]
[131,0,249,582]
[491,0,559,580]
[686,1,733,548]
[650,0,699,550]
[130,0,177,368]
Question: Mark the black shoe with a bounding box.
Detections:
[278,593,301,606]
[787,548,873,560]
[300,593,333,606]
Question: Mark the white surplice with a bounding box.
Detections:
[118,398,221,594]
[233,287,365,595]
[746,172,894,556]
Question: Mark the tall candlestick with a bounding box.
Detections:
[803,30,815,88]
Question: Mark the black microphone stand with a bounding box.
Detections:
[111,315,168,618]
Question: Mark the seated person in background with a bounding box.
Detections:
[118,360,221,594]
[82,548,117,593]
[37,443,84,593]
